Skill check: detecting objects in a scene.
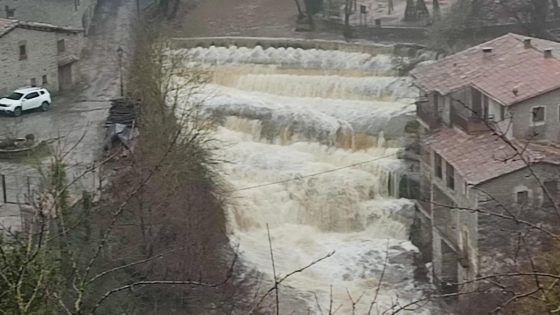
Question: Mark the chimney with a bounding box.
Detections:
[523,38,532,48]
[544,48,553,58]
[482,47,493,53]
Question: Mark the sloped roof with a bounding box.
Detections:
[0,19,18,37]
[426,128,560,185]
[411,33,560,106]
[0,18,82,38]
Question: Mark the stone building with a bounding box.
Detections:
[3,0,98,35]
[0,18,83,95]
[410,33,560,307]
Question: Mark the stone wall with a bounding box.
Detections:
[0,28,58,95]
[476,162,560,275]
[0,27,82,95]
[510,88,560,143]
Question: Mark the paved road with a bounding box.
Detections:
[0,0,135,212]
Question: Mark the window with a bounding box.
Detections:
[461,229,470,267]
[57,39,66,53]
[30,78,36,87]
[543,180,558,206]
[42,75,48,85]
[6,7,15,19]
[25,92,39,99]
[446,162,455,190]
[517,190,529,205]
[532,106,545,124]
[500,105,505,121]
[6,92,23,100]
[19,44,27,60]
[471,88,489,120]
[434,153,443,179]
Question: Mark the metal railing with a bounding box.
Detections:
[450,105,494,133]
[0,174,41,205]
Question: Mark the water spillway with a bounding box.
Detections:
[173,45,429,314]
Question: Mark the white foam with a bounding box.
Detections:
[172,45,431,314]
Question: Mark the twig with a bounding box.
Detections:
[266,224,280,315]
[250,251,336,314]
[368,239,390,314]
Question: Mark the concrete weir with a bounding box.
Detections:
[170,39,430,314]
[169,36,422,56]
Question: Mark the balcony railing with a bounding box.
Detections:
[416,101,441,130]
[450,105,494,133]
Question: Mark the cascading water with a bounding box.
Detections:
[174,45,430,314]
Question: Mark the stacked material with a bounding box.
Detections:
[104,98,138,151]
[104,98,137,128]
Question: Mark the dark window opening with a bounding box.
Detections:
[446,162,455,190]
[517,190,529,205]
[57,39,66,53]
[461,230,470,268]
[30,78,36,87]
[19,44,27,60]
[532,106,545,123]
[42,75,48,85]
[5,6,15,18]
[434,153,443,179]
[500,105,505,121]
[543,180,558,206]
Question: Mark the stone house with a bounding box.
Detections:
[0,18,83,95]
[409,33,560,303]
[3,0,98,35]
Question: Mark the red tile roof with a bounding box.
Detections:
[0,18,82,38]
[411,33,560,106]
[426,128,560,185]
[0,18,18,37]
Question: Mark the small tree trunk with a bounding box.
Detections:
[404,0,417,21]
[416,0,430,22]
[344,0,352,37]
[433,0,441,21]
[553,0,560,19]
[295,0,305,19]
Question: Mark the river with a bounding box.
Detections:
[173,44,430,314]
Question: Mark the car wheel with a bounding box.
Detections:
[13,107,22,117]
[41,102,50,112]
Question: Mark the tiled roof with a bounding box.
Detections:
[0,18,18,37]
[411,33,560,106]
[0,18,82,38]
[425,128,560,185]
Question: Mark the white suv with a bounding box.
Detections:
[0,87,52,117]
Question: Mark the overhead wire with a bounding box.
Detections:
[231,150,400,193]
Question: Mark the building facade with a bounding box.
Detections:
[0,19,83,95]
[3,0,98,35]
[410,33,560,308]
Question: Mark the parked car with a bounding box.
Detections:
[0,87,52,117]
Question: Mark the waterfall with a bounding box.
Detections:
[173,45,429,314]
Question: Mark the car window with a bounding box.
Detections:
[40,91,45,95]
[5,92,23,100]
[25,92,40,99]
